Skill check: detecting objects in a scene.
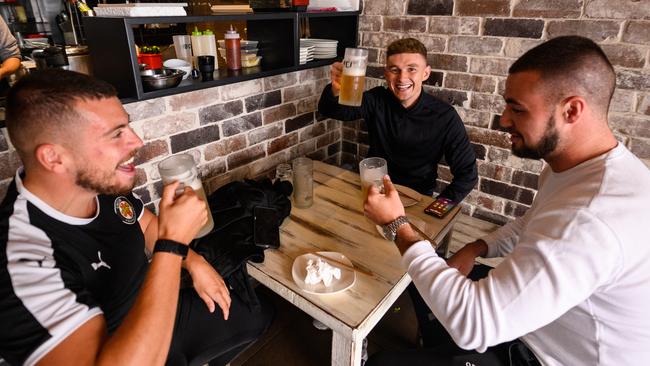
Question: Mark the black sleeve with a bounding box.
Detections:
[318,83,368,122]
[439,112,478,202]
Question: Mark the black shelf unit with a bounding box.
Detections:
[83,11,358,102]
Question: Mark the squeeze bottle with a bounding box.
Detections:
[225,25,241,70]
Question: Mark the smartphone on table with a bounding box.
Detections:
[253,206,281,249]
[424,197,457,218]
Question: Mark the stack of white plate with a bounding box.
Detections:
[299,44,314,65]
[300,38,338,60]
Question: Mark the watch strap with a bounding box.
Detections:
[383,215,409,241]
[153,239,189,259]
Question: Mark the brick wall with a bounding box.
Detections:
[343,0,650,224]
[0,66,339,211]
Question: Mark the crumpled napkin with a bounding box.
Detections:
[305,258,341,286]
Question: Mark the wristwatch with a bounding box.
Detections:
[153,239,189,259]
[381,216,409,241]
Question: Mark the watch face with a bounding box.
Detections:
[382,225,396,241]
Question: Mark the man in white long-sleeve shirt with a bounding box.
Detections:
[364,36,650,366]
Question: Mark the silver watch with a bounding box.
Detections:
[382,216,409,241]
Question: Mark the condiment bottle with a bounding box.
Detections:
[190,26,203,69]
[224,25,241,70]
[190,27,219,70]
[201,29,218,70]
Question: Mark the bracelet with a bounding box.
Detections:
[153,239,189,259]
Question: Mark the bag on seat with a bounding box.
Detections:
[190,178,292,310]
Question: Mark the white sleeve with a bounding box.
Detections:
[481,212,528,257]
[402,208,620,352]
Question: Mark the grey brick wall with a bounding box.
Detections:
[342,0,650,224]
[1,1,648,224]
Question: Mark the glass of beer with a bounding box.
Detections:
[359,157,387,203]
[292,157,314,208]
[158,153,215,238]
[339,48,368,107]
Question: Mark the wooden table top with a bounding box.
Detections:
[248,161,461,329]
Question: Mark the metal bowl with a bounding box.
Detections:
[140,68,185,92]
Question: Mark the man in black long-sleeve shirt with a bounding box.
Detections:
[318,38,477,202]
[319,38,478,348]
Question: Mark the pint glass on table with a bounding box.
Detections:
[292,157,314,209]
[359,157,387,204]
[339,48,368,107]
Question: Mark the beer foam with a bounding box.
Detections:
[342,67,366,76]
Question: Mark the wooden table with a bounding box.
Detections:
[247,161,461,365]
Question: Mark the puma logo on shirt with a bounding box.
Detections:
[91,251,111,271]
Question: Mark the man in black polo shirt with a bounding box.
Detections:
[318,38,477,201]
[0,70,272,365]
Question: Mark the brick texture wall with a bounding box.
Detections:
[1,2,648,224]
[0,66,339,211]
[343,0,650,224]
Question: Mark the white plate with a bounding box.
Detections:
[313,54,337,59]
[291,251,356,295]
[301,38,338,44]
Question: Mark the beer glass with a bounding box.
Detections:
[359,157,387,203]
[292,157,313,208]
[158,153,214,238]
[339,48,368,107]
[275,163,293,183]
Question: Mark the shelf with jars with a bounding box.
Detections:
[82,11,359,102]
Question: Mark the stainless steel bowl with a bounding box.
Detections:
[140,68,186,92]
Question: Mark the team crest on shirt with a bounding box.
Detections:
[114,196,136,224]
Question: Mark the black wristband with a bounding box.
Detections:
[153,239,188,259]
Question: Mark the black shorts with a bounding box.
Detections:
[166,287,274,366]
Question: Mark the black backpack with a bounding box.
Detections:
[190,178,292,310]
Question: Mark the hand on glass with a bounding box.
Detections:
[157,181,208,244]
[330,61,343,96]
[364,175,405,226]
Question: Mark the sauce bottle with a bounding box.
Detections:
[224,25,241,70]
[202,29,218,70]
[191,27,219,70]
[190,26,203,69]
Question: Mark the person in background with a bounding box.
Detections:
[0,69,272,366]
[0,16,21,82]
[318,37,477,202]
[363,35,650,365]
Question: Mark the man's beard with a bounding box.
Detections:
[510,114,559,160]
[75,163,134,196]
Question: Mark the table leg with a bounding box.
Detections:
[436,224,454,258]
[332,331,363,366]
